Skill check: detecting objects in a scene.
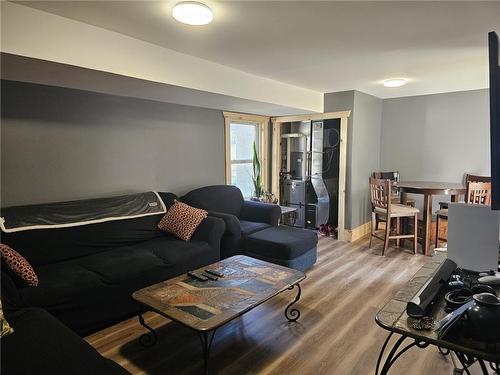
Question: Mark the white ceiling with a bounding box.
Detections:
[14,1,500,98]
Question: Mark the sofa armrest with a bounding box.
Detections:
[206,211,242,239]
[240,200,281,226]
[191,216,226,253]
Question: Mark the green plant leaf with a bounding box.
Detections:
[252,141,263,198]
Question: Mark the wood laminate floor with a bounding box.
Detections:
[86,236,485,375]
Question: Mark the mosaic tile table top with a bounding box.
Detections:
[133,255,305,331]
[375,252,500,362]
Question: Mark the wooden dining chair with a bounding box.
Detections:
[372,171,416,231]
[435,174,492,247]
[369,177,419,256]
[372,171,416,206]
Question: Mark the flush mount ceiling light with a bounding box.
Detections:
[172,1,213,25]
[383,78,407,88]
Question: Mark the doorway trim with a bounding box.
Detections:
[271,111,351,241]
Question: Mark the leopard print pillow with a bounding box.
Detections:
[158,200,207,241]
[0,300,13,338]
[0,244,39,287]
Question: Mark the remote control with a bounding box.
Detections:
[202,272,218,281]
[187,271,208,281]
[205,269,224,278]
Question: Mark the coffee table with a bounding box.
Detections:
[132,255,305,374]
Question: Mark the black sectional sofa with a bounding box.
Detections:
[0,186,316,375]
[1,191,226,375]
[181,185,281,258]
[1,191,225,336]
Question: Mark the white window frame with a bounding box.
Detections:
[223,112,270,196]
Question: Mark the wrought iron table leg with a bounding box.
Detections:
[478,358,493,375]
[198,329,217,375]
[490,362,500,374]
[454,351,478,375]
[375,332,393,375]
[137,314,157,347]
[438,347,450,356]
[379,334,407,375]
[285,283,302,322]
[375,333,429,375]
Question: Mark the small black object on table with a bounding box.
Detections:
[375,253,500,375]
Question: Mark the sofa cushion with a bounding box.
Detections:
[239,220,271,237]
[1,307,130,375]
[0,244,38,286]
[20,262,108,309]
[21,236,215,305]
[245,226,318,260]
[158,201,207,241]
[181,185,244,217]
[18,236,218,335]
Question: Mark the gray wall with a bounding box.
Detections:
[351,91,383,227]
[381,89,490,210]
[2,79,488,230]
[324,90,382,229]
[324,88,490,230]
[1,80,226,206]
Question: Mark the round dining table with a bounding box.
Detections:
[396,181,467,256]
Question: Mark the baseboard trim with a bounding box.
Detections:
[346,221,371,242]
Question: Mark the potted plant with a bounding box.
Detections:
[251,141,263,200]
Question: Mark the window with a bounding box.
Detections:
[229,121,259,198]
[224,112,269,198]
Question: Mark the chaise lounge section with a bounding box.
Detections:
[182,185,318,271]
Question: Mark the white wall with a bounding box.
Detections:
[380,89,490,209]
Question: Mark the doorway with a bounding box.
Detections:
[271,111,350,241]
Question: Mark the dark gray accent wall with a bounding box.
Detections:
[324,90,382,229]
[1,80,225,207]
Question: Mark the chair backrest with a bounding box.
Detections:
[464,174,492,205]
[466,181,492,205]
[369,177,392,211]
[373,171,400,182]
[465,174,491,184]
[373,171,400,197]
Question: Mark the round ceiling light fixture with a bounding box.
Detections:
[383,78,407,88]
[172,1,213,25]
